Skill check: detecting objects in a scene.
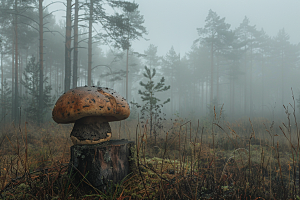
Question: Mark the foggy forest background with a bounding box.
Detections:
[0,0,299,128]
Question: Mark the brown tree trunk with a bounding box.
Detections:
[201,80,204,115]
[87,0,93,86]
[19,54,22,97]
[281,50,284,109]
[73,0,79,88]
[229,76,232,117]
[14,0,19,123]
[61,65,64,90]
[244,47,247,116]
[205,78,208,111]
[11,23,15,122]
[249,40,253,116]
[210,36,214,103]
[261,56,265,115]
[38,0,44,124]
[65,0,72,91]
[126,49,129,100]
[49,63,51,86]
[216,56,219,103]
[1,51,3,123]
[193,67,196,112]
[171,68,173,114]
[56,64,58,96]
[25,49,28,98]
[232,78,235,117]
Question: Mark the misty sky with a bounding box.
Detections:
[45,0,300,56]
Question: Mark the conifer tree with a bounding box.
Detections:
[21,56,53,124]
[144,44,161,68]
[235,16,259,116]
[195,9,231,103]
[134,66,170,143]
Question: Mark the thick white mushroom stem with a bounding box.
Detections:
[70,116,112,145]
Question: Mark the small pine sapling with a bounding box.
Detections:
[132,66,170,144]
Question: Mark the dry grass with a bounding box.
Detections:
[0,109,300,199]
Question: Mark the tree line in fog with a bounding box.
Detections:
[0,1,299,126]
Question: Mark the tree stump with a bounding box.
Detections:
[68,139,134,191]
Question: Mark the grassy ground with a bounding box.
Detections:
[0,113,300,199]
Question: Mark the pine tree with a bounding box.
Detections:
[161,46,180,114]
[123,4,147,100]
[144,44,161,68]
[272,29,298,109]
[21,56,53,124]
[0,0,38,123]
[186,44,210,114]
[82,0,145,87]
[0,78,12,123]
[134,66,170,143]
[195,9,231,103]
[235,16,259,116]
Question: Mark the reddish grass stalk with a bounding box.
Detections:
[276,142,286,198]
[135,123,149,199]
[179,126,181,173]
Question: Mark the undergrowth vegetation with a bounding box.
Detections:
[0,105,300,199]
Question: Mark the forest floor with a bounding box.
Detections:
[0,116,299,199]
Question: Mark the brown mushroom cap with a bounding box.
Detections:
[52,86,130,123]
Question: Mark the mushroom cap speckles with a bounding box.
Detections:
[52,86,130,123]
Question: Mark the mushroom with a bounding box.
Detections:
[52,86,130,145]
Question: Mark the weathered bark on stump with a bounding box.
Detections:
[68,139,134,191]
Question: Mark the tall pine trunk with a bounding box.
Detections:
[229,76,233,117]
[281,49,284,117]
[244,47,247,115]
[87,0,93,86]
[249,40,253,117]
[11,22,15,122]
[216,56,219,103]
[65,0,72,91]
[201,79,204,115]
[73,0,79,88]
[38,0,44,125]
[210,36,214,103]
[205,78,208,111]
[1,51,3,123]
[19,54,22,97]
[261,55,265,115]
[126,49,129,100]
[171,68,173,115]
[14,0,19,123]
